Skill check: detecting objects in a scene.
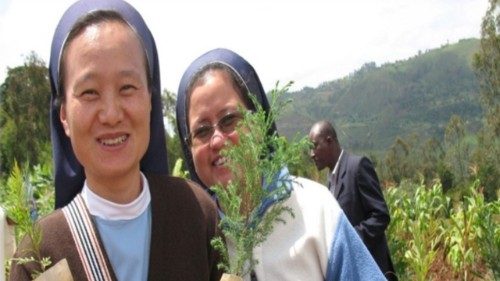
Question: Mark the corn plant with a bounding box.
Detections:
[476,197,500,280]
[386,181,450,280]
[404,217,441,281]
[385,186,411,279]
[446,192,477,280]
[404,184,447,280]
[446,182,499,280]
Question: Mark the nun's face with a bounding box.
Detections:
[60,20,151,189]
[188,70,245,188]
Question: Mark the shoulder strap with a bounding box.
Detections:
[62,194,113,281]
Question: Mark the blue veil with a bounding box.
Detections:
[176,48,277,189]
[49,0,168,208]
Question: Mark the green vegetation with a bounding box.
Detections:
[386,181,499,280]
[161,89,184,173]
[0,52,51,176]
[1,0,498,279]
[210,82,309,276]
[280,38,481,153]
[2,162,52,279]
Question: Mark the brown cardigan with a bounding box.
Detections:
[9,174,222,281]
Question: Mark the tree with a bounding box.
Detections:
[420,137,445,185]
[161,88,177,131]
[161,89,184,174]
[473,0,500,136]
[472,0,500,201]
[0,52,51,174]
[444,115,470,186]
[383,137,411,185]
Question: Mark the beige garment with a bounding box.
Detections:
[1,207,16,281]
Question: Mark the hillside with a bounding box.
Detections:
[278,38,482,154]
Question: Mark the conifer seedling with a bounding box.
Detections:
[210,81,311,277]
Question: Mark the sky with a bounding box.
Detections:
[0,0,490,93]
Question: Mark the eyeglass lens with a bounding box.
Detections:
[191,112,242,145]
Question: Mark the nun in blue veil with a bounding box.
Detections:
[9,1,221,280]
[49,0,168,209]
[176,48,386,280]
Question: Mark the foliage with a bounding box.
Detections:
[420,138,446,184]
[384,184,410,279]
[400,182,448,280]
[437,162,455,193]
[279,38,481,152]
[475,193,500,280]
[161,89,185,175]
[446,183,482,281]
[473,0,500,136]
[26,163,54,218]
[0,52,51,175]
[0,2,496,279]
[287,146,322,182]
[166,133,183,174]
[171,158,188,178]
[444,115,472,186]
[472,0,500,202]
[386,180,499,280]
[161,89,177,131]
[2,162,52,279]
[4,162,37,243]
[210,81,310,277]
[380,132,451,189]
[378,111,497,199]
[382,137,411,184]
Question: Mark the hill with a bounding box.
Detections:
[278,38,482,154]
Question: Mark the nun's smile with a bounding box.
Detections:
[59,20,151,193]
[188,69,245,188]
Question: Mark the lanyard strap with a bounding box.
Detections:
[63,194,112,281]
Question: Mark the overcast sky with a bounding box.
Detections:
[0,0,489,92]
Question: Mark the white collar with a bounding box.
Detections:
[82,173,151,220]
[331,149,344,176]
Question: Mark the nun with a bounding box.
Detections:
[176,48,386,280]
[10,1,221,280]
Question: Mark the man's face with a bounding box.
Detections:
[308,129,333,171]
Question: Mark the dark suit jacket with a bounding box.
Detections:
[332,152,397,280]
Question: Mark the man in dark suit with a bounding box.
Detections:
[309,120,397,281]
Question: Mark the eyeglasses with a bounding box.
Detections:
[188,111,243,146]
